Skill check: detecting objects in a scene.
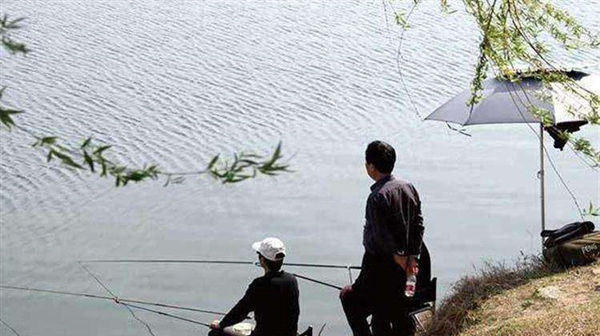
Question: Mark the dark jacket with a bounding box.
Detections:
[219,270,299,336]
[363,175,424,258]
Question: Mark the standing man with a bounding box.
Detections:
[210,237,300,336]
[340,140,425,336]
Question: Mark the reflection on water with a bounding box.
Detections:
[1,0,598,335]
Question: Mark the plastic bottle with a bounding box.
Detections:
[404,272,417,297]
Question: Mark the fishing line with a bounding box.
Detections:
[80,262,117,297]
[502,56,588,220]
[387,0,474,140]
[506,81,585,219]
[1,274,342,331]
[79,263,157,336]
[0,318,21,336]
[80,259,348,290]
[122,303,157,336]
[0,288,214,333]
[81,259,351,291]
[81,259,362,270]
[0,285,228,316]
[392,0,423,120]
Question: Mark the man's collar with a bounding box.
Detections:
[265,270,284,277]
[370,174,392,191]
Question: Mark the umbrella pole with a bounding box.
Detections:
[539,123,546,248]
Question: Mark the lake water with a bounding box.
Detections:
[1,1,598,335]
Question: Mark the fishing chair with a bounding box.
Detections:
[408,243,437,332]
[409,277,437,332]
[223,325,313,336]
[298,326,313,336]
[376,243,437,334]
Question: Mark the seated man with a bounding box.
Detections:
[210,237,300,336]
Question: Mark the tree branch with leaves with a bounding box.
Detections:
[1,14,291,187]
[390,1,599,163]
[389,1,599,218]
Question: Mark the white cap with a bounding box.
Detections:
[252,237,286,261]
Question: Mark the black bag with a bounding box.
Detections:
[543,232,600,267]
[541,221,595,248]
[541,221,599,267]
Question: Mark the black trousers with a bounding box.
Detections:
[340,253,415,336]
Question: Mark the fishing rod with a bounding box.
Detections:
[81,259,362,270]
[1,283,335,329]
[120,302,211,328]
[291,273,342,290]
[1,284,214,329]
[115,278,338,330]
[0,285,228,316]
[1,271,342,334]
[80,259,353,289]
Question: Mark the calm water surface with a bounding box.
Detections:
[1,1,599,335]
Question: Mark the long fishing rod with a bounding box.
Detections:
[121,302,211,328]
[81,259,362,270]
[2,274,342,334]
[291,273,342,290]
[80,259,352,289]
[0,285,228,316]
[1,282,335,329]
[1,284,214,329]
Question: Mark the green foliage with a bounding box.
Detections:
[528,105,553,127]
[394,10,411,29]
[464,0,598,83]
[0,87,22,129]
[207,143,290,183]
[391,1,599,164]
[0,15,29,54]
[28,133,290,187]
[571,136,600,164]
[0,106,22,129]
[440,1,457,15]
[463,0,599,164]
[583,202,599,217]
[32,136,58,147]
[3,2,599,186]
[587,93,600,124]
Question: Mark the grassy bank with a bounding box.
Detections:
[421,257,600,336]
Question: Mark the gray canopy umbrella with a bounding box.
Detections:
[425,71,599,243]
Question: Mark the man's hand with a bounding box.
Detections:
[393,254,409,271]
[339,285,353,299]
[210,320,220,330]
[393,254,419,275]
[407,257,419,276]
